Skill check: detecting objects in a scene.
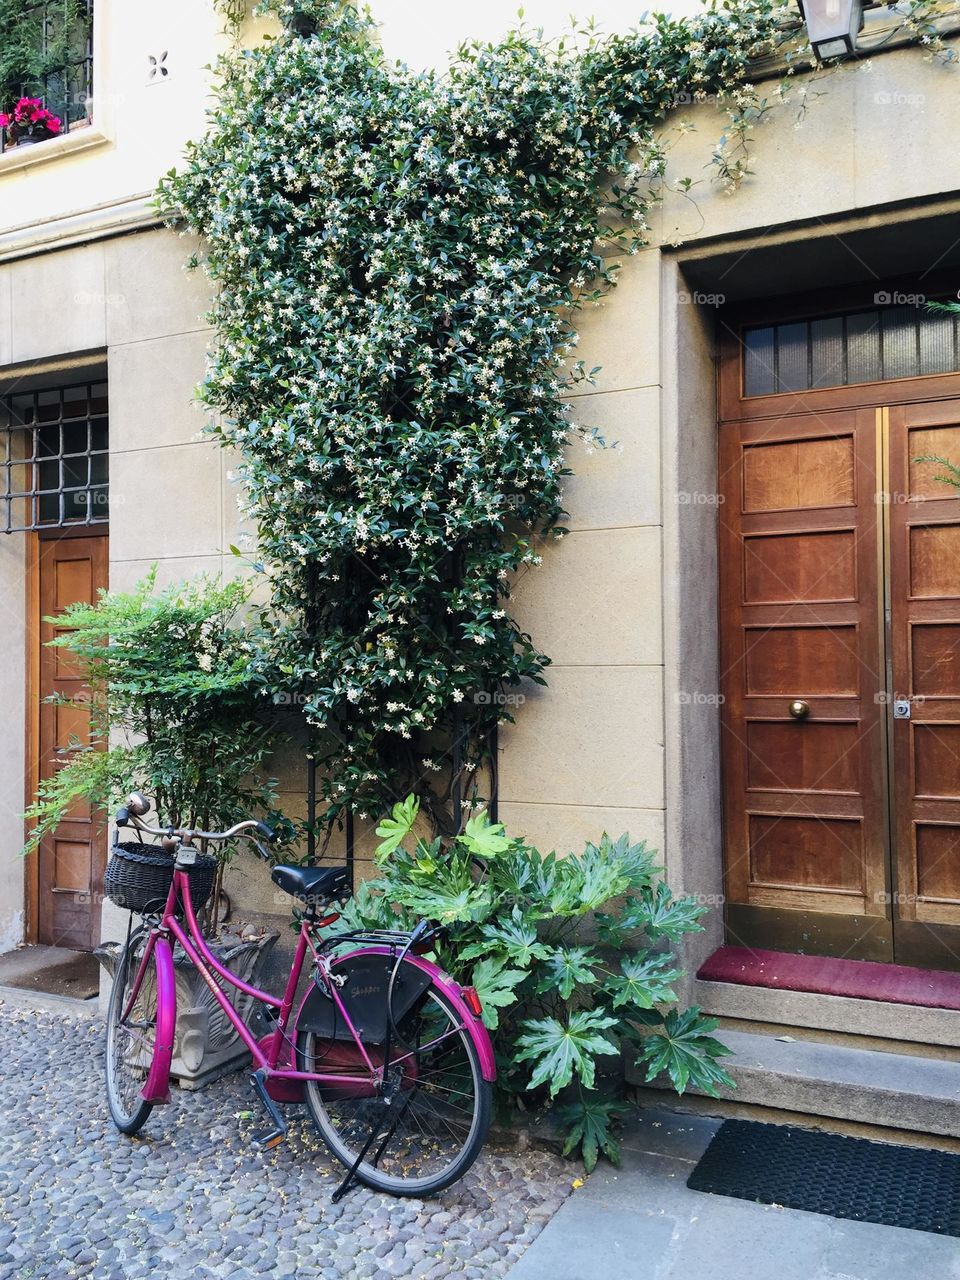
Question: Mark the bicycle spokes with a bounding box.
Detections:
[303,988,486,1194]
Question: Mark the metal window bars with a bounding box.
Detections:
[0,381,108,532]
[0,1,94,154]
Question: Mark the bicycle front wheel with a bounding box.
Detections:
[299,981,491,1198]
[105,930,159,1135]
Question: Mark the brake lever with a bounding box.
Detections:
[250,837,274,863]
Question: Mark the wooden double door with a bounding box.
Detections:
[719,375,960,968]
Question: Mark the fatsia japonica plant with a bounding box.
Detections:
[339,796,733,1170]
[156,0,788,838]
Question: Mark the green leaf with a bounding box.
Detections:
[389,880,492,927]
[459,905,549,967]
[536,946,599,1000]
[556,1097,630,1172]
[575,836,634,908]
[616,882,707,942]
[375,794,420,858]
[458,809,510,858]
[470,956,527,1030]
[636,1007,735,1097]
[913,453,960,494]
[605,951,682,1009]
[516,1009,620,1097]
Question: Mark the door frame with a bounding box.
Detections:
[717,314,960,964]
[23,522,108,946]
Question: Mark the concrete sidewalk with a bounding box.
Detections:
[504,1108,960,1280]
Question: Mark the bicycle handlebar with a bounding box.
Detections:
[116,798,276,849]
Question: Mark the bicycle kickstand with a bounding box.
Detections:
[249,1068,288,1151]
[331,1091,415,1203]
[331,1116,381,1203]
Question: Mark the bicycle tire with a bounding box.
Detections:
[298,979,491,1197]
[105,930,158,1135]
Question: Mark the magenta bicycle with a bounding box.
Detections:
[103,794,495,1200]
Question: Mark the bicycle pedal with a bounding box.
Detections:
[251,1128,286,1151]
[249,1068,288,1152]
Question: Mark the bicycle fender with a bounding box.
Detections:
[296,947,496,1083]
[411,956,497,1084]
[141,934,176,1104]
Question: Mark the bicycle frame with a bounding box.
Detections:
[122,866,496,1105]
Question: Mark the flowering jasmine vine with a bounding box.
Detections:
[159,0,792,834]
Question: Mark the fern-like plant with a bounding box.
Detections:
[339,795,733,1170]
[24,568,293,931]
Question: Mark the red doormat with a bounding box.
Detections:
[697,945,960,1009]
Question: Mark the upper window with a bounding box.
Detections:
[0,1,93,153]
[0,380,108,532]
[742,300,960,397]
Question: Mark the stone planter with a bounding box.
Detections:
[95,928,279,1090]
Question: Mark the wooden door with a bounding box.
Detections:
[889,399,960,968]
[36,533,108,950]
[718,407,892,960]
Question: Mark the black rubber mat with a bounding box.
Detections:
[687,1118,960,1237]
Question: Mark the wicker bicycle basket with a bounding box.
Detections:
[103,841,216,915]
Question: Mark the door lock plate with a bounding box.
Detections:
[893,698,911,720]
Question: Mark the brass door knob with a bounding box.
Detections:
[789,699,810,720]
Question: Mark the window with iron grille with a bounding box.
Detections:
[0,1,94,152]
[742,301,960,397]
[0,381,108,532]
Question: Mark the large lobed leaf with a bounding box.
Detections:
[535,946,600,1001]
[636,1007,735,1097]
[374,793,421,858]
[469,956,528,1031]
[604,950,682,1009]
[611,882,707,943]
[516,1009,620,1096]
[556,1097,631,1173]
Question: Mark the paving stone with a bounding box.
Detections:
[0,1001,571,1278]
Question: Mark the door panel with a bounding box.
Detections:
[744,530,856,604]
[720,406,892,959]
[889,400,960,965]
[36,534,108,950]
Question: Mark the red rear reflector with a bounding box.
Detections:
[463,986,483,1017]
[317,912,341,928]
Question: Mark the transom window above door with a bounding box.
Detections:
[0,381,108,532]
[742,301,960,397]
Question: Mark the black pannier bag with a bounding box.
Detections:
[298,952,433,1043]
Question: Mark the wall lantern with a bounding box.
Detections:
[797,0,864,59]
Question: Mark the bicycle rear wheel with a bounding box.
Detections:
[298,981,491,1197]
[105,929,159,1135]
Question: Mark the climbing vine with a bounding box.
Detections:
[158,0,951,840]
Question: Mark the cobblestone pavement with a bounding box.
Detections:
[0,999,573,1280]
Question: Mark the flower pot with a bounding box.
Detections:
[12,127,56,147]
[95,928,280,1089]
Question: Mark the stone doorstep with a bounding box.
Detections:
[694,976,960,1049]
[630,1027,960,1140]
[0,983,99,1018]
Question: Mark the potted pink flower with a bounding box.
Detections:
[0,97,62,148]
